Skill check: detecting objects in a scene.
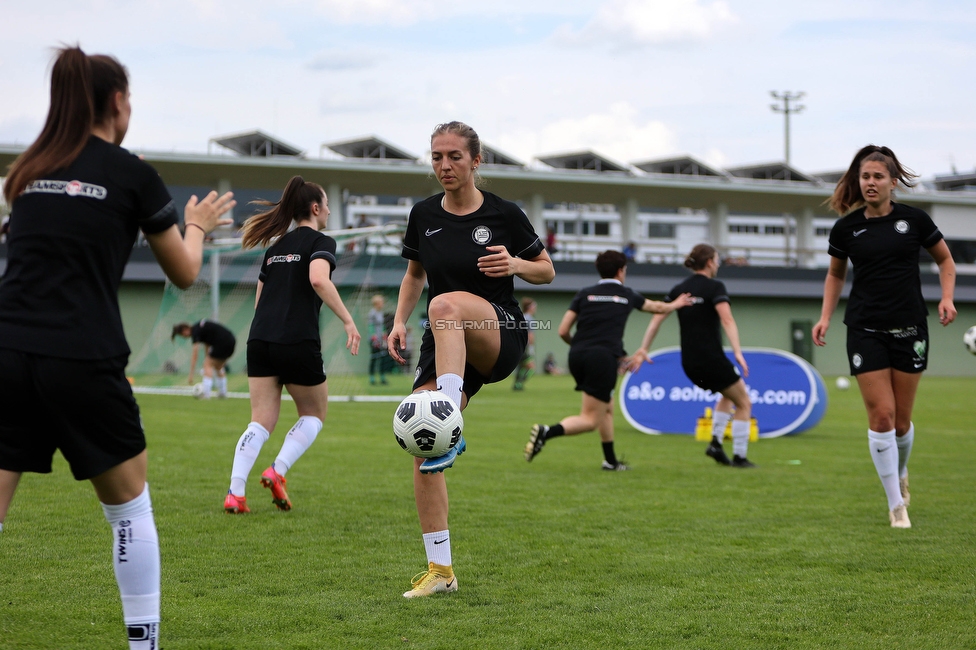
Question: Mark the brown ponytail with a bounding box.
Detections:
[3,46,128,205]
[828,145,917,215]
[241,175,325,249]
[684,243,716,271]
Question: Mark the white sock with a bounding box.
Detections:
[100,484,160,650]
[216,375,228,396]
[868,429,902,510]
[732,419,750,458]
[202,376,213,396]
[435,373,464,410]
[711,410,732,442]
[229,422,270,496]
[897,422,914,479]
[273,416,322,475]
[423,530,452,567]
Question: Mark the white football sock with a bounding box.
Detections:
[711,410,732,442]
[423,530,452,567]
[216,375,228,396]
[229,422,270,496]
[897,422,914,479]
[868,428,902,510]
[273,416,322,475]
[732,418,750,458]
[435,373,464,410]
[100,484,160,650]
[202,376,213,396]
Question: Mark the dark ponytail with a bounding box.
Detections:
[3,46,128,205]
[684,243,716,271]
[241,175,325,249]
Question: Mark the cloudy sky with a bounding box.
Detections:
[1,0,974,178]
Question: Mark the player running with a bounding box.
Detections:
[526,250,692,469]
[387,121,554,597]
[812,145,956,529]
[172,319,237,398]
[0,46,234,650]
[222,176,360,514]
[627,244,756,468]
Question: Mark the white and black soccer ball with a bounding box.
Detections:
[964,325,976,356]
[192,382,207,398]
[393,390,463,458]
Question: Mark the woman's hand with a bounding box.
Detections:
[478,246,518,277]
[670,293,694,311]
[624,349,650,373]
[388,321,408,364]
[343,321,361,355]
[938,299,957,326]
[184,191,236,233]
[812,318,830,347]
[734,351,749,378]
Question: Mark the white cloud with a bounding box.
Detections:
[497,102,676,164]
[556,0,738,48]
[307,48,383,71]
[307,0,438,25]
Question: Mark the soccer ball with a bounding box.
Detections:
[964,325,976,356]
[392,390,463,458]
[835,376,851,390]
[192,382,207,399]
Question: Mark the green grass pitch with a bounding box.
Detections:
[1,374,975,649]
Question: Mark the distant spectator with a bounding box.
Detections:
[367,294,388,385]
[622,241,637,262]
[546,227,558,254]
[543,352,563,375]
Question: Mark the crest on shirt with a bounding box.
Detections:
[472,225,492,245]
[894,220,909,234]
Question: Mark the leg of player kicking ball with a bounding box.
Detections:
[404,293,500,598]
[707,404,733,466]
[92,453,160,650]
[721,381,755,468]
[224,377,279,513]
[260,383,327,511]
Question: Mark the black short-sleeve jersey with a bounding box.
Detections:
[401,191,545,313]
[0,136,177,359]
[827,202,942,330]
[668,274,729,363]
[567,280,645,357]
[248,227,337,345]
[191,319,236,348]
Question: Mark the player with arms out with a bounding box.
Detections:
[171,319,237,398]
[526,250,692,469]
[628,244,756,468]
[222,176,360,514]
[387,121,554,597]
[812,145,956,529]
[0,46,234,650]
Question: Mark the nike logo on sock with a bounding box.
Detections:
[875,446,891,453]
[433,538,448,545]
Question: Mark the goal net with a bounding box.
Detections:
[128,223,408,401]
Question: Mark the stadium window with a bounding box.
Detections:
[765,225,785,235]
[647,223,676,238]
[562,221,575,235]
[729,224,759,234]
[815,227,831,236]
[594,222,610,236]
[580,221,590,236]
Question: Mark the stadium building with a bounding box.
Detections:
[2,130,975,379]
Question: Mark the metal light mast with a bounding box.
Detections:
[770,91,805,164]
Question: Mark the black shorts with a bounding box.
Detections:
[412,302,527,400]
[0,349,145,480]
[846,323,929,375]
[208,341,236,361]
[682,354,741,393]
[568,347,619,403]
[247,339,326,386]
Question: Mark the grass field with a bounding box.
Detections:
[1,374,975,649]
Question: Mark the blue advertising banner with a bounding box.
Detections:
[619,347,827,438]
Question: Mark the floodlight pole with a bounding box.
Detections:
[770,91,805,164]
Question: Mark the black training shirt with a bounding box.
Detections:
[828,202,942,330]
[248,227,337,345]
[668,274,729,363]
[567,280,645,357]
[0,136,177,359]
[192,319,236,348]
[401,191,544,313]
